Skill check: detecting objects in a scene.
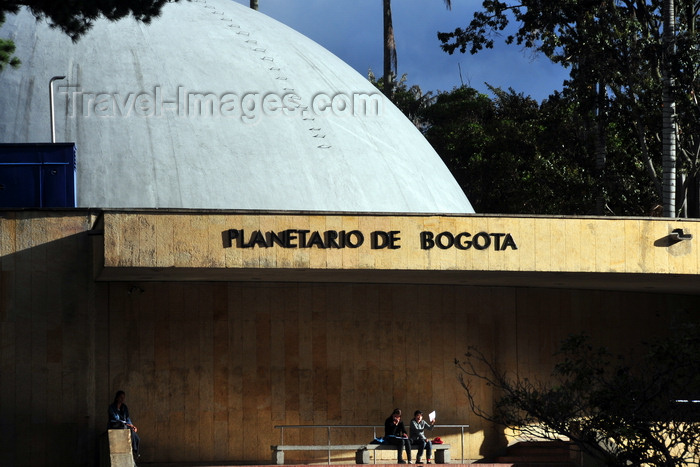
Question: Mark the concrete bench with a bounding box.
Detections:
[271,442,451,464]
[271,444,369,464]
[99,429,136,467]
[358,443,451,464]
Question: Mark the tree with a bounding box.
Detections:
[382,0,451,97]
[456,332,700,466]
[0,14,20,71]
[368,71,435,130]
[662,0,677,217]
[250,0,259,10]
[382,0,396,96]
[422,85,598,214]
[0,0,179,71]
[438,1,700,217]
[0,0,177,40]
[374,72,657,215]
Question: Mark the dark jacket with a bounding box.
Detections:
[108,402,132,429]
[385,415,408,438]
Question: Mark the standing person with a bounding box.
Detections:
[410,410,435,464]
[108,390,140,458]
[384,408,412,463]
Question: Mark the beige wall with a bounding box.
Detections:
[1,210,699,466]
[102,212,700,276]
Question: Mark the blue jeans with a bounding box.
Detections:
[386,436,411,462]
[411,438,432,461]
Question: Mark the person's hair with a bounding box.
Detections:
[414,410,423,417]
[392,408,402,416]
[113,390,125,403]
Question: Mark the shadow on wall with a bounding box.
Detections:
[0,212,99,467]
[477,423,508,462]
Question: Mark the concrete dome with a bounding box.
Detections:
[0,0,474,213]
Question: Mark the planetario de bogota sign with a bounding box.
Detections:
[224,229,517,251]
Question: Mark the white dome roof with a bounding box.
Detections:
[0,0,473,213]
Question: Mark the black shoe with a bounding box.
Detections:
[398,461,406,464]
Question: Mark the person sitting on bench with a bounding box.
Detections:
[108,390,140,458]
[410,410,435,464]
[384,408,411,464]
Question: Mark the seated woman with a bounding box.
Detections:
[108,390,140,458]
[384,408,412,463]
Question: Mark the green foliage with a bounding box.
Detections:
[0,15,20,71]
[372,59,668,215]
[369,70,435,130]
[0,38,20,71]
[1,0,177,40]
[423,85,596,214]
[456,331,700,466]
[372,69,661,215]
[0,1,180,73]
[437,0,700,217]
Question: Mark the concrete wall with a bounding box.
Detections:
[0,211,100,466]
[101,212,700,278]
[100,281,697,464]
[1,210,699,466]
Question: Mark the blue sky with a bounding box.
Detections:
[232,0,571,102]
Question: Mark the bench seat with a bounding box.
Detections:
[271,442,451,464]
[271,444,368,464]
[359,443,451,464]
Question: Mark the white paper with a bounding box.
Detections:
[429,411,436,422]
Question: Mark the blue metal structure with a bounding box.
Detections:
[0,143,77,208]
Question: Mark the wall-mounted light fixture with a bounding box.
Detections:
[670,228,693,242]
[653,228,693,247]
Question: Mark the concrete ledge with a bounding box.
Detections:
[99,430,135,467]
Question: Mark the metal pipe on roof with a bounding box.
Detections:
[49,76,65,143]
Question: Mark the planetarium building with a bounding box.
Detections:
[1,1,699,466]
